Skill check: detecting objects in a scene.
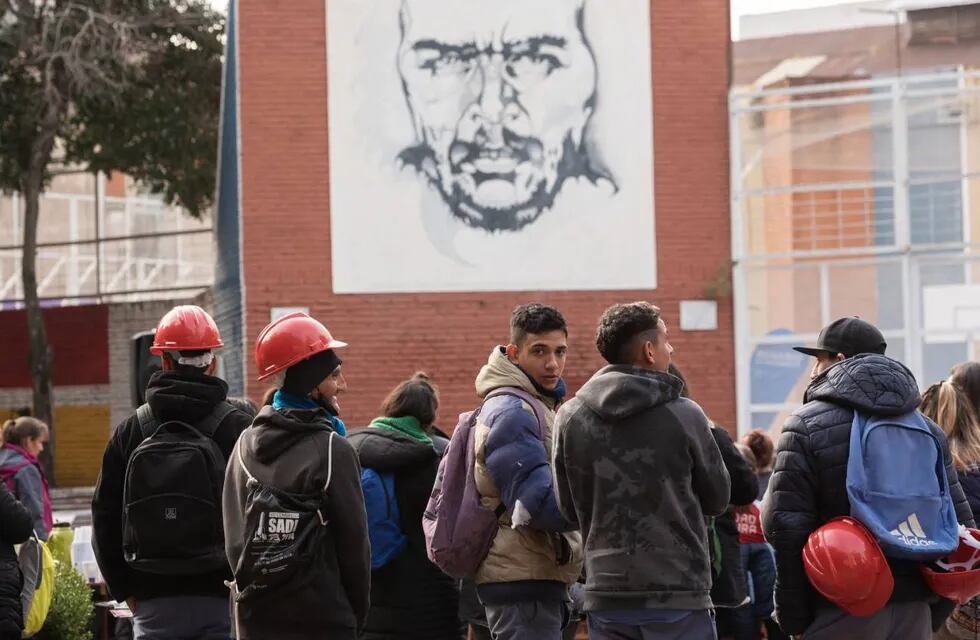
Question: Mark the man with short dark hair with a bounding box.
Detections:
[552,301,730,640]
[93,306,253,640]
[472,303,584,640]
[763,317,975,640]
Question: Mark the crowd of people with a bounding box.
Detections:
[0,301,976,640]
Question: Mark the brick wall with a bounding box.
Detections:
[106,300,185,427]
[236,0,735,429]
[0,298,192,486]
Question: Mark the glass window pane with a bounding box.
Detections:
[747,266,823,337]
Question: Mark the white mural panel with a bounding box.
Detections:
[327,0,656,292]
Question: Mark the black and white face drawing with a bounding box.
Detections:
[396,0,615,232]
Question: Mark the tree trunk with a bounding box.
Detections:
[21,126,58,484]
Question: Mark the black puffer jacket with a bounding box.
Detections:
[762,354,974,636]
[710,426,759,608]
[348,427,463,640]
[0,483,32,639]
[959,467,980,521]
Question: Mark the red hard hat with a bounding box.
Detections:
[150,305,223,355]
[803,517,894,617]
[254,312,347,381]
[921,528,980,605]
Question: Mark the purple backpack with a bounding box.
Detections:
[422,387,547,579]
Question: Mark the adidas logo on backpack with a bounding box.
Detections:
[846,409,959,561]
[889,513,937,547]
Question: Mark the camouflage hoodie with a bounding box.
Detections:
[552,365,730,611]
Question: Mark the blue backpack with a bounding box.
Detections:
[361,468,407,570]
[846,410,959,561]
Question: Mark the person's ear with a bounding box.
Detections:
[505,343,519,362]
[642,340,656,367]
[206,356,218,376]
[836,353,846,363]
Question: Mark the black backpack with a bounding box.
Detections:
[229,431,337,603]
[122,402,235,575]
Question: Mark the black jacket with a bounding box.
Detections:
[91,371,253,603]
[0,483,32,639]
[761,354,975,635]
[710,426,759,608]
[348,427,463,640]
[959,467,980,521]
[223,406,371,640]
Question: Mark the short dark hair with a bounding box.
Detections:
[510,303,568,346]
[380,372,439,429]
[595,302,662,365]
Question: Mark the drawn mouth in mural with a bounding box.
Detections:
[449,137,544,186]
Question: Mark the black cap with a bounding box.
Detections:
[282,349,342,397]
[794,317,887,358]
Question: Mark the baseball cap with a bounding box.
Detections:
[794,317,887,358]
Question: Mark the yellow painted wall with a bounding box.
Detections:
[0,405,110,487]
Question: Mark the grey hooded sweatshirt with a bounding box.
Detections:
[552,365,731,612]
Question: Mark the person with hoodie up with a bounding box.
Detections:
[348,373,463,640]
[223,312,370,640]
[552,301,731,640]
[91,305,253,640]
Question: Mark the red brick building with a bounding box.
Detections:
[216,0,735,428]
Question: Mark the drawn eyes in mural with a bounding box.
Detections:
[396,0,616,232]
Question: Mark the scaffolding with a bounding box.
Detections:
[0,173,213,307]
[731,67,980,435]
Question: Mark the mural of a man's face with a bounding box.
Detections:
[398,0,605,232]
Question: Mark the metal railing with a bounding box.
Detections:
[0,181,213,305]
[731,67,980,435]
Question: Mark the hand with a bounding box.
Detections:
[125,597,136,612]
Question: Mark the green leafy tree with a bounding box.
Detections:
[0,0,222,479]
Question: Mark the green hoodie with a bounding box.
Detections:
[369,415,432,446]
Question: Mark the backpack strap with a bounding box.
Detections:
[485,387,549,443]
[317,432,336,526]
[196,401,238,438]
[236,431,336,527]
[138,401,236,440]
[136,404,159,439]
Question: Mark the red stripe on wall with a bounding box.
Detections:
[0,305,110,388]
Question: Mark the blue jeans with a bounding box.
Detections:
[731,543,777,640]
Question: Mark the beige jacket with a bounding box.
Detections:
[472,347,583,585]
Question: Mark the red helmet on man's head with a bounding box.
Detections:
[921,527,980,605]
[254,312,347,381]
[150,305,223,355]
[803,517,894,617]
